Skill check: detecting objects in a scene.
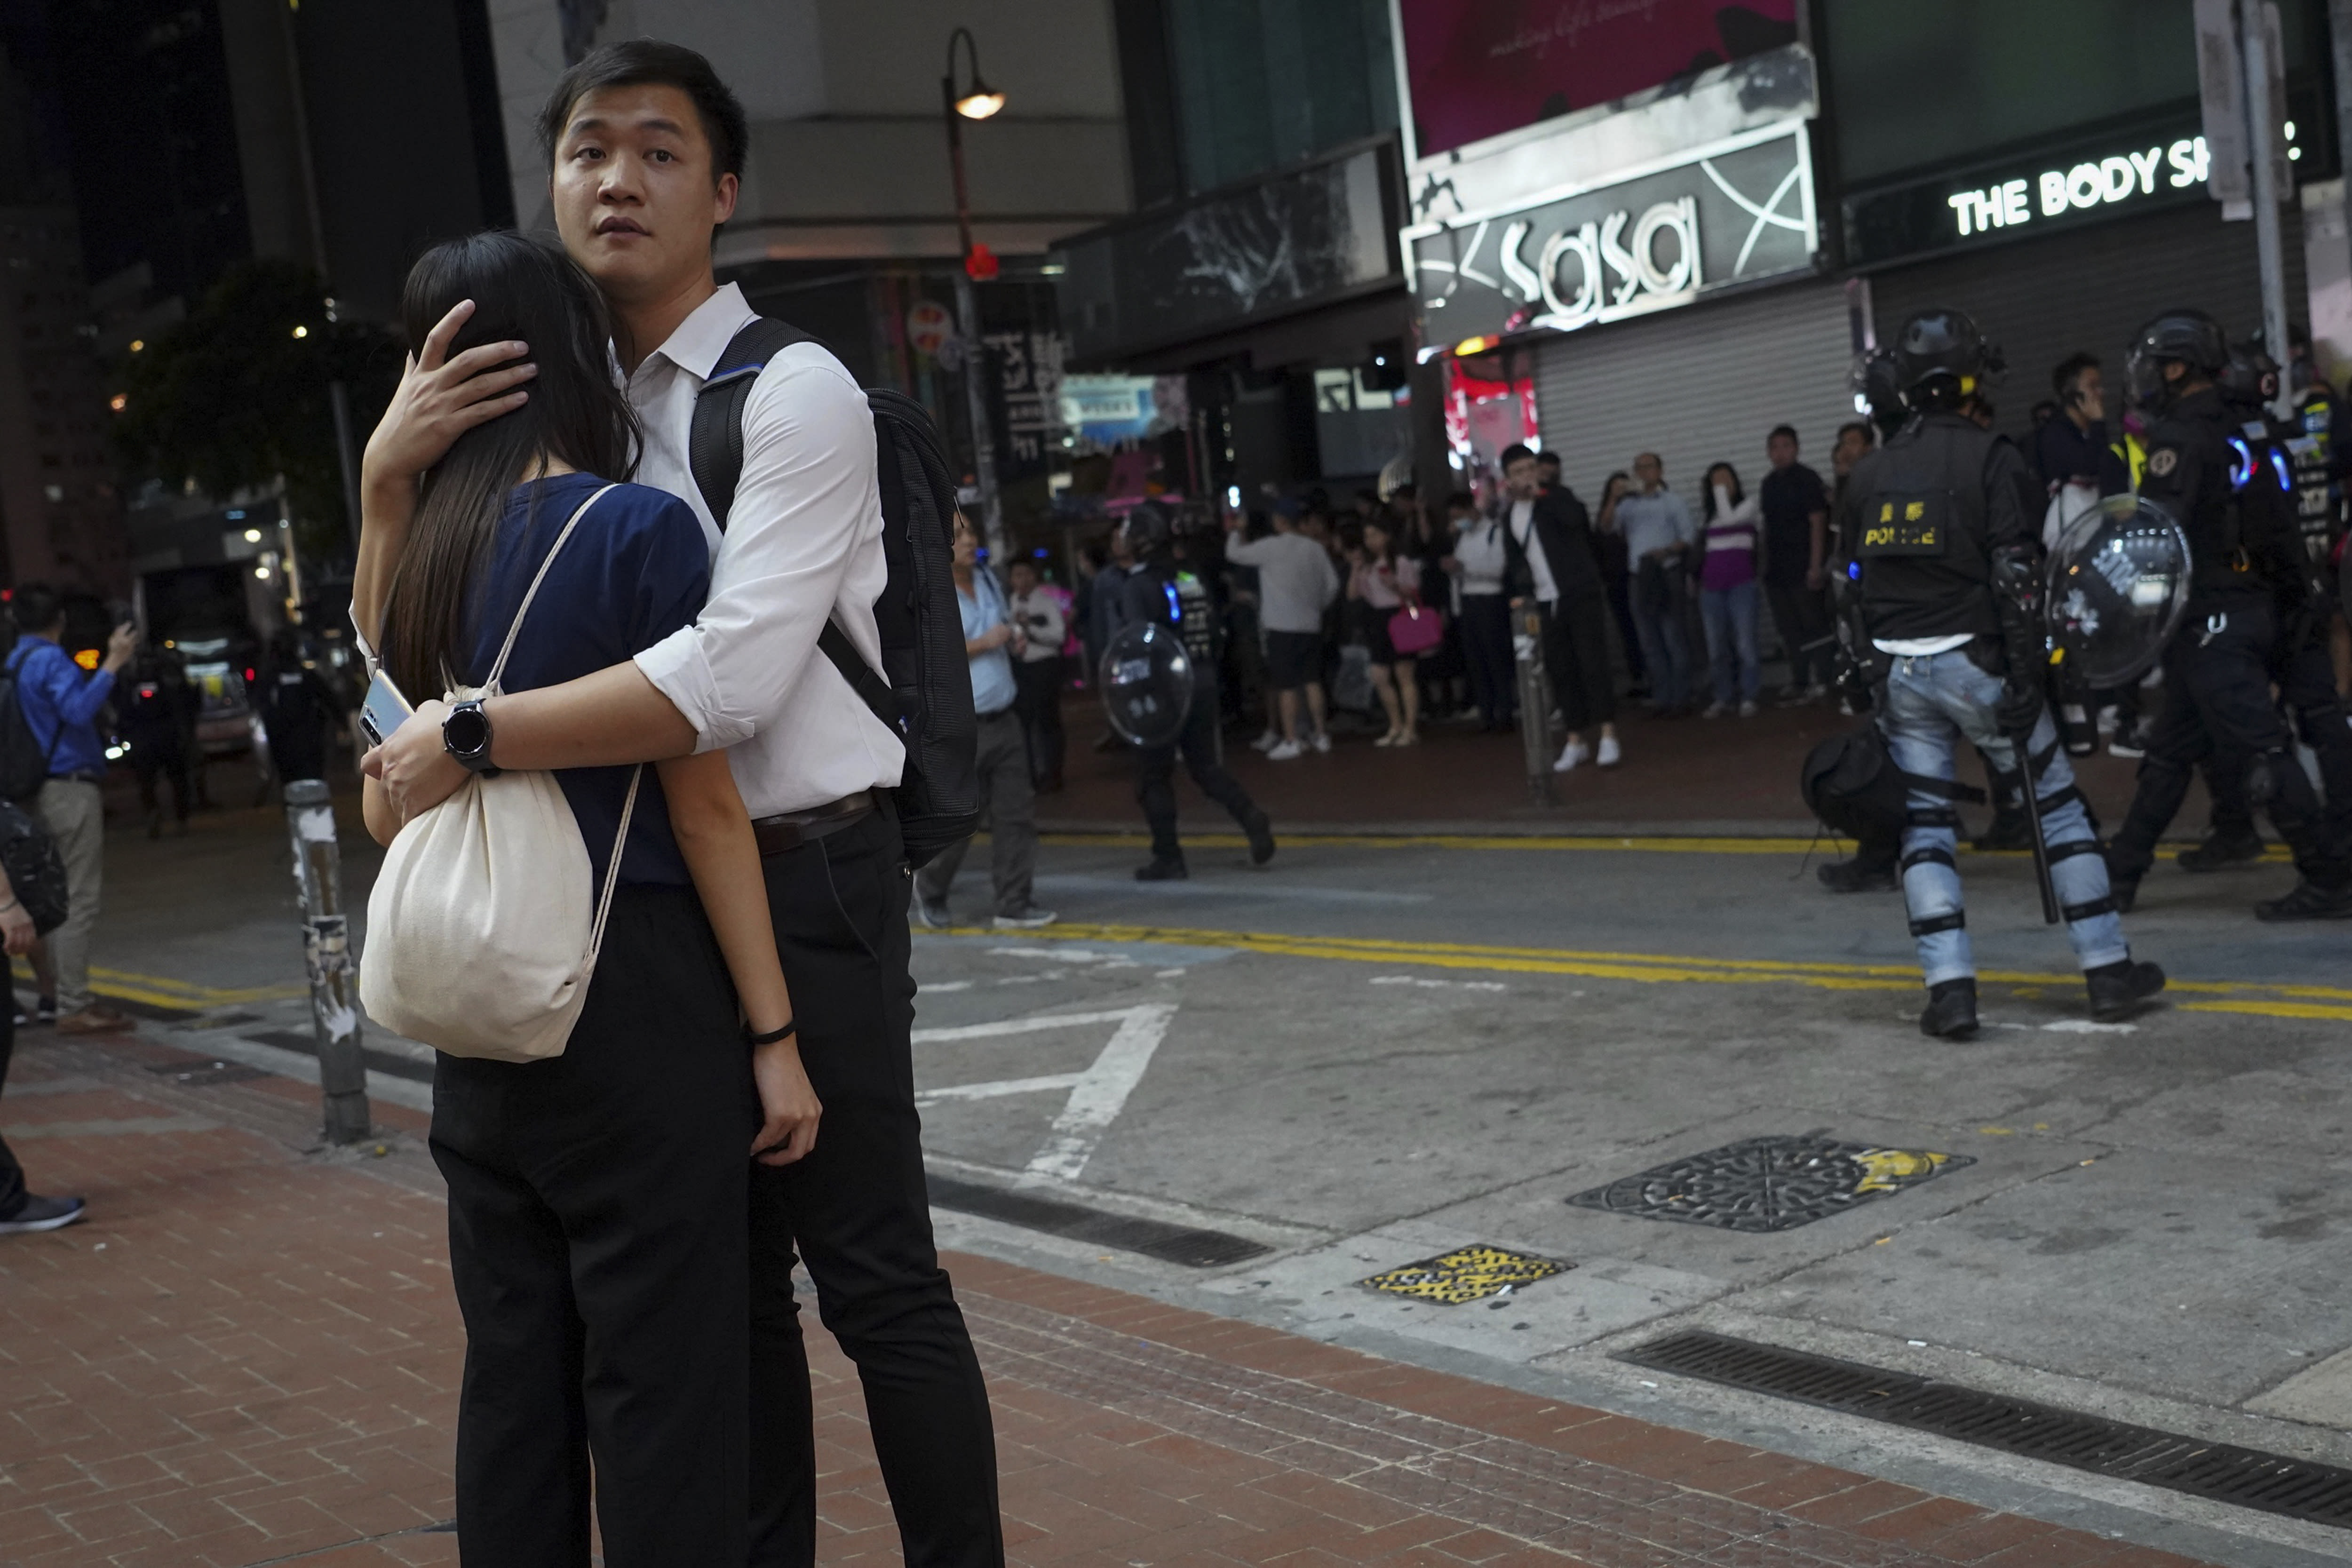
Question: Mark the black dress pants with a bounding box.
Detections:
[751,805,1003,1568]
[2205,634,2352,860]
[0,1002,22,1218]
[430,885,756,1568]
[1011,655,1066,785]
[1459,594,1515,725]
[2111,601,2350,886]
[1540,593,1617,731]
[1137,682,1259,862]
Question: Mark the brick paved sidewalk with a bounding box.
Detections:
[0,1030,2229,1568]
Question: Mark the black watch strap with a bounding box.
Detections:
[444,699,499,776]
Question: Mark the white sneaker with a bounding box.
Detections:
[1250,730,1280,752]
[1701,701,1730,719]
[1553,739,1590,772]
[1738,700,1758,719]
[1266,740,1303,761]
[1310,731,1331,754]
[1596,734,1621,767]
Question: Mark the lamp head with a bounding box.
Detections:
[954,85,1005,119]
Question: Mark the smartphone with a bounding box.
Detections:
[356,668,413,749]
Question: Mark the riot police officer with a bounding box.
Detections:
[1837,309,2163,1036]
[2105,311,2352,919]
[1818,349,1908,895]
[1107,504,1276,880]
[2179,343,2352,875]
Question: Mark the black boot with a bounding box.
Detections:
[2176,831,2265,872]
[1919,978,1979,1039]
[2254,880,2352,921]
[1971,808,2032,853]
[1135,855,1189,882]
[2085,957,2166,1020]
[1818,858,1897,893]
[1241,808,1276,867]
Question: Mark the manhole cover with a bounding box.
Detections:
[1567,1135,1972,1232]
[1358,1243,1573,1305]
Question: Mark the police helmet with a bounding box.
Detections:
[2124,308,2229,410]
[2219,340,2281,408]
[1120,501,1175,559]
[1891,309,2002,405]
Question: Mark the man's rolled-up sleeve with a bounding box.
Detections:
[634,361,879,752]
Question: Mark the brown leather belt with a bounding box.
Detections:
[751,791,876,858]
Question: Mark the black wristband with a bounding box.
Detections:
[745,1019,797,1047]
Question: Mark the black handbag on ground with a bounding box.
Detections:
[0,799,70,935]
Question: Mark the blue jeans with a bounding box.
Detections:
[1630,562,1693,708]
[1700,581,1760,706]
[1881,650,2127,986]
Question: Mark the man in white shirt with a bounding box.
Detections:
[1222,505,1339,758]
[356,41,1001,1568]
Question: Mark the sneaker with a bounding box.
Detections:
[1242,808,1277,867]
[1373,732,1398,748]
[1135,856,1189,882]
[1737,700,1758,719]
[1700,701,1731,719]
[2106,737,2146,760]
[1310,732,1332,754]
[2176,832,2264,872]
[1250,730,1280,752]
[1919,977,1979,1039]
[1265,740,1303,761]
[1772,685,1811,708]
[913,899,953,930]
[1596,735,1622,767]
[2096,705,2121,738]
[2085,957,2167,1019]
[1802,683,1829,704]
[1552,739,1590,773]
[992,907,1058,930]
[2254,880,2352,921]
[33,997,55,1027]
[1818,858,1898,893]
[0,1194,86,1235]
[57,1005,132,1037]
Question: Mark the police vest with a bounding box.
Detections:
[2289,387,2341,565]
[1850,414,2001,643]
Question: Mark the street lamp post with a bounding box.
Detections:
[943,27,1010,565]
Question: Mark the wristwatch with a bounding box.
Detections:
[442,699,499,776]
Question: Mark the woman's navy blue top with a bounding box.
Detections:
[460,472,710,887]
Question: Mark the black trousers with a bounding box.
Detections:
[1459,594,1515,725]
[1765,580,1835,689]
[1540,592,1617,731]
[130,740,193,823]
[2111,602,2350,886]
[1137,682,1258,862]
[0,1002,22,1218]
[2205,633,2352,860]
[751,806,1003,1568]
[430,885,757,1568]
[1011,656,1065,785]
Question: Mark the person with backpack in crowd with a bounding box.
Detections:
[353,39,1003,1568]
[6,585,135,1036]
[1107,503,1276,879]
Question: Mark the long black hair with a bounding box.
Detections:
[378,232,638,703]
[1701,462,1746,522]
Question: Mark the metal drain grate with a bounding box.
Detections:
[1620,1330,2352,1530]
[926,1174,1271,1268]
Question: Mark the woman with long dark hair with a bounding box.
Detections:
[362,232,814,1566]
[1592,470,1648,698]
[1347,513,1426,745]
[1697,460,1764,717]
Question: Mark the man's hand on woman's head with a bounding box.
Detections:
[362,698,468,825]
[364,300,539,491]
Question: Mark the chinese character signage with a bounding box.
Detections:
[984,329,1067,481]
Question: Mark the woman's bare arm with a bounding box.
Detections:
[655,749,820,1166]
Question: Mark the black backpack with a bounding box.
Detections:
[1800,721,1985,840]
[0,643,57,804]
[0,800,68,935]
[689,317,978,868]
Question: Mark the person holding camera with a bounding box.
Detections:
[1005,557,1067,793]
[914,518,1057,930]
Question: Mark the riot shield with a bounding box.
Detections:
[1097,620,1193,747]
[2044,493,2194,689]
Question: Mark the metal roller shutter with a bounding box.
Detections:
[1531,278,1859,504]
[1867,202,2308,446]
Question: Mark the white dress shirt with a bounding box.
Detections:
[628,283,905,816]
[1509,498,1557,604]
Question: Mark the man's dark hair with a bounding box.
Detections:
[1767,424,1799,447]
[1446,489,1476,511]
[1534,450,1561,470]
[1836,419,1874,447]
[1499,442,1536,467]
[539,40,748,183]
[10,584,61,635]
[2051,350,2099,399]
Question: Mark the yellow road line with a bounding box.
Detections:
[1034,829,2295,862]
[13,962,307,1011]
[931,920,2352,1012]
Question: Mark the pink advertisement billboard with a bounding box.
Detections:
[1400,1,1801,160]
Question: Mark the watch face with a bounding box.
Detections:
[445,707,490,757]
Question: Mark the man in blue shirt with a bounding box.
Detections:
[912,518,1056,930]
[8,585,137,1035]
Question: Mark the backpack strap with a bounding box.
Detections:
[687,315,902,738]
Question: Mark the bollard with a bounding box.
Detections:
[282,780,370,1143]
[1511,602,1557,805]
